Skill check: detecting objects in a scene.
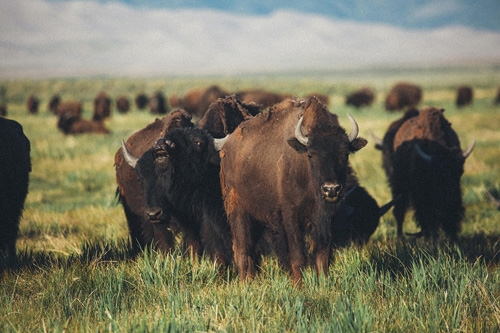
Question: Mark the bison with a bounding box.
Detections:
[54,100,83,118]
[57,112,110,135]
[385,82,422,111]
[494,87,500,105]
[0,118,31,258]
[175,85,230,120]
[115,110,194,253]
[135,93,149,110]
[0,104,7,117]
[93,91,112,121]
[455,85,474,108]
[235,88,292,109]
[116,95,130,113]
[219,96,367,283]
[345,87,375,108]
[26,94,40,114]
[120,126,232,266]
[198,95,261,138]
[148,91,169,115]
[47,94,61,114]
[389,106,475,240]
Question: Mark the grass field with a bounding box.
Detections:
[1,66,500,332]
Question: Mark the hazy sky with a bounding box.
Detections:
[1,0,499,79]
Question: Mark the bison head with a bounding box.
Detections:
[121,128,226,223]
[287,113,367,203]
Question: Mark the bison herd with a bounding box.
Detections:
[1,80,499,284]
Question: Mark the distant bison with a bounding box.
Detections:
[0,105,7,117]
[148,91,169,115]
[116,95,130,113]
[389,106,475,240]
[55,100,83,118]
[175,85,230,119]
[455,85,474,108]
[93,91,112,121]
[26,94,40,114]
[115,110,195,253]
[494,87,500,105]
[0,118,31,258]
[135,93,149,110]
[198,95,261,138]
[385,82,422,111]
[220,97,367,283]
[345,87,375,108]
[47,94,61,114]
[235,89,292,109]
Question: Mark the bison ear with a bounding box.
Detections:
[287,138,308,153]
[349,137,368,152]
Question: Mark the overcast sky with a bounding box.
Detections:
[1,0,499,79]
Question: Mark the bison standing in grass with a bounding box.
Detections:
[456,85,474,108]
[219,97,367,283]
[0,118,31,258]
[385,82,422,111]
[116,95,130,113]
[26,94,40,114]
[387,107,475,240]
[345,87,375,108]
[93,91,112,121]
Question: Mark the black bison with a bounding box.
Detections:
[198,95,261,138]
[385,82,422,111]
[93,91,112,121]
[219,97,367,283]
[372,107,420,180]
[333,169,396,247]
[455,85,474,108]
[494,87,500,105]
[148,91,169,115]
[0,104,7,117]
[115,110,194,254]
[116,95,130,113]
[120,126,232,266]
[235,88,293,109]
[0,118,31,258]
[345,87,375,108]
[135,93,149,110]
[388,106,475,240]
[26,94,40,114]
[47,94,61,114]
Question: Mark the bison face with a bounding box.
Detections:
[288,114,367,204]
[121,128,225,224]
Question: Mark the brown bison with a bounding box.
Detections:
[148,91,169,115]
[219,96,367,283]
[385,82,422,111]
[455,85,474,108]
[55,100,83,118]
[0,118,31,258]
[115,110,194,253]
[198,95,261,138]
[494,87,500,105]
[388,106,474,240]
[57,113,110,135]
[93,91,112,121]
[26,94,40,114]
[135,93,149,110]
[116,95,130,113]
[235,88,292,109]
[345,87,375,108]
[174,85,230,120]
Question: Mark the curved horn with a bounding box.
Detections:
[213,135,228,151]
[462,139,475,159]
[294,116,308,146]
[415,143,432,162]
[121,139,139,169]
[370,130,383,148]
[347,114,359,142]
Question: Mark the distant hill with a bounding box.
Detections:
[118,0,500,31]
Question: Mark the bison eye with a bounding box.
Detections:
[194,140,204,149]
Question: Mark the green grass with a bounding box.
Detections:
[1,66,500,331]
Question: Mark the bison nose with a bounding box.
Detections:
[146,208,163,223]
[321,183,343,203]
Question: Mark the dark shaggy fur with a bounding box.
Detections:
[455,85,473,108]
[385,82,422,111]
[345,87,375,108]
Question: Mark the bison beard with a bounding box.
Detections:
[220,97,367,284]
[122,128,232,266]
